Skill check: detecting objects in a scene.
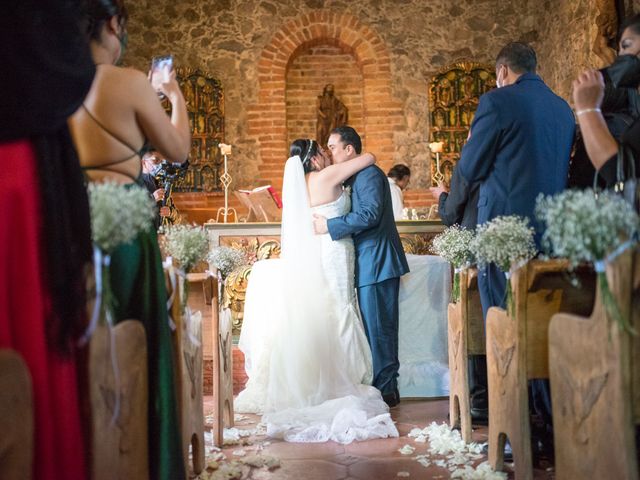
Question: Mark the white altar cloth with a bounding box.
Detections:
[398,254,451,398]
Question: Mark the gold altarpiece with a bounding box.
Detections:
[429,61,496,186]
[207,221,445,334]
[164,67,225,192]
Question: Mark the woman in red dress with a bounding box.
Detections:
[0,2,95,478]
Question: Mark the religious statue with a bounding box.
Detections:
[438,78,453,107]
[316,84,349,147]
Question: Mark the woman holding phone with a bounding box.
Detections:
[69,1,190,479]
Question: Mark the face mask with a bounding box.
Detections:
[605,54,640,88]
[116,31,128,65]
[496,66,505,88]
[151,164,162,176]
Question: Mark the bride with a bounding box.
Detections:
[235,139,399,443]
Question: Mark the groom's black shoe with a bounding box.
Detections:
[383,390,400,408]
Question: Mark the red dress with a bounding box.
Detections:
[0,140,87,479]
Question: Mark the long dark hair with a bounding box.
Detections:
[85,0,128,40]
[290,138,319,173]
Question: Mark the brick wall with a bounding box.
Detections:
[248,12,405,194]
[286,42,364,149]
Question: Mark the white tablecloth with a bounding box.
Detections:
[398,254,451,398]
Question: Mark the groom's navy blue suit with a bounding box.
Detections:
[327,164,409,397]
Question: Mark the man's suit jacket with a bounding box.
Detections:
[438,165,480,229]
[327,164,409,288]
[456,73,575,244]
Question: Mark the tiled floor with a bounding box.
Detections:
[201,397,555,479]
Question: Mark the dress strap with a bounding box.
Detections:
[81,104,146,159]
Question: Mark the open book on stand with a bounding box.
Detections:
[234,185,282,222]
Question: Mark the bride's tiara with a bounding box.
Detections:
[302,139,315,167]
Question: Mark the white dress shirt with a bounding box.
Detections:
[388,177,404,220]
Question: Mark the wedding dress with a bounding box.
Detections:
[235,156,398,444]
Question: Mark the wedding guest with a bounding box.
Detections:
[142,151,171,228]
[453,41,575,457]
[573,14,640,209]
[68,0,190,478]
[387,164,411,220]
[428,158,486,424]
[0,2,95,478]
[569,15,640,189]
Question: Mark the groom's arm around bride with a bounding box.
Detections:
[313,125,409,407]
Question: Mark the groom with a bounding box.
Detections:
[313,126,409,408]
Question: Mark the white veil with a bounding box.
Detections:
[265,156,354,411]
[239,155,398,443]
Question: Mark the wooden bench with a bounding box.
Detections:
[90,321,148,480]
[448,268,484,442]
[168,271,206,477]
[0,350,33,480]
[486,259,596,479]
[549,248,640,480]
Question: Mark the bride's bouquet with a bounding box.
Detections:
[83,182,156,343]
[471,215,537,314]
[536,189,639,334]
[430,225,476,302]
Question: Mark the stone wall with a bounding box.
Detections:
[123,0,621,214]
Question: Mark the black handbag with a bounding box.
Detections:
[593,142,640,212]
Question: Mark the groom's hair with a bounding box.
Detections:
[331,125,362,154]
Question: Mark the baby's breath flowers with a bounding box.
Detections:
[471,215,537,314]
[208,246,247,279]
[163,224,210,273]
[536,189,639,333]
[431,225,476,302]
[88,182,156,253]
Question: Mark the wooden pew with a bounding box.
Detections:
[0,350,33,480]
[168,271,206,477]
[486,259,596,479]
[90,321,148,480]
[448,268,484,442]
[549,248,640,480]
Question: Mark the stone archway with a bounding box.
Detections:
[247,11,404,191]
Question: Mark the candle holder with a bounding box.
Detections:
[428,141,445,185]
[216,143,237,223]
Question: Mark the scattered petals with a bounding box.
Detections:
[399,444,416,455]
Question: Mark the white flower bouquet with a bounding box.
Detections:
[471,215,537,313]
[208,246,247,279]
[82,182,156,344]
[430,225,476,302]
[536,189,639,333]
[163,224,210,273]
[88,182,156,253]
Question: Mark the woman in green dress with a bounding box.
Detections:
[68,1,191,478]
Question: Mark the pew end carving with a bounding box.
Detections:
[89,321,149,480]
[549,248,640,480]
[448,268,484,443]
[486,259,596,479]
[0,350,33,480]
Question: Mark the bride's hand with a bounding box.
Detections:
[312,214,328,234]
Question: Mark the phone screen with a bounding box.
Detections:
[151,55,173,90]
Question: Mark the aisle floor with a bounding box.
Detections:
[200,398,555,480]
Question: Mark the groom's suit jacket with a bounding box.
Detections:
[327,164,409,288]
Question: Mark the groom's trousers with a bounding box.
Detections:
[357,277,400,396]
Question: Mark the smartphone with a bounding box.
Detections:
[150,55,174,94]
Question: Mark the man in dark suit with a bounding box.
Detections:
[313,126,410,408]
[429,165,486,423]
[455,42,575,454]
